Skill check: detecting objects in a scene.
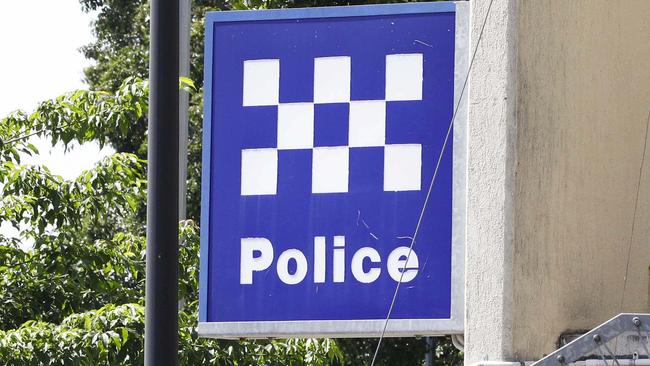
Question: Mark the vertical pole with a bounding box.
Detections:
[424,337,435,366]
[145,0,179,363]
[178,0,191,220]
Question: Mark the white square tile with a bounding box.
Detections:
[241,148,277,195]
[385,54,423,101]
[349,100,386,147]
[312,146,349,193]
[384,144,421,191]
[243,59,279,106]
[277,103,314,150]
[314,56,351,104]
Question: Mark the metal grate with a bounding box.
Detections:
[533,314,650,366]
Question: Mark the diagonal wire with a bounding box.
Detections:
[618,106,650,311]
[370,0,495,364]
[596,344,611,366]
[602,341,622,366]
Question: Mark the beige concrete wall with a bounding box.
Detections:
[513,0,650,360]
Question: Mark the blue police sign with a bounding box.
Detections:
[199,2,468,337]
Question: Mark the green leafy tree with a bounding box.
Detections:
[0,79,342,365]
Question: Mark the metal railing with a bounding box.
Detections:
[532,314,650,366]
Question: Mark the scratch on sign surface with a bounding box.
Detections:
[414,39,432,48]
[397,235,414,241]
[361,218,370,230]
[421,257,429,272]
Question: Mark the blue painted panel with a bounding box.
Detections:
[201,4,456,324]
[314,103,349,147]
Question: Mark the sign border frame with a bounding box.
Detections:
[198,1,468,338]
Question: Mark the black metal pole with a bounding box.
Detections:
[145,0,179,364]
[424,337,435,366]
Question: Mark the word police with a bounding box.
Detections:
[240,236,420,285]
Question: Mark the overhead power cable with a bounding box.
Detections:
[370,1,495,364]
[619,106,650,312]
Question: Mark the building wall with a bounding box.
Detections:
[513,0,650,360]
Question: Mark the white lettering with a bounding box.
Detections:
[387,246,419,282]
[277,249,308,285]
[239,236,420,285]
[333,236,345,282]
[314,236,326,283]
[240,238,274,284]
[351,247,381,283]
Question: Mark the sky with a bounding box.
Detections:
[0,0,114,181]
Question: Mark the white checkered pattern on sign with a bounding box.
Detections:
[241,148,277,195]
[240,54,424,195]
[277,103,314,150]
[314,56,351,103]
[312,146,349,193]
[349,100,386,148]
[242,59,279,106]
